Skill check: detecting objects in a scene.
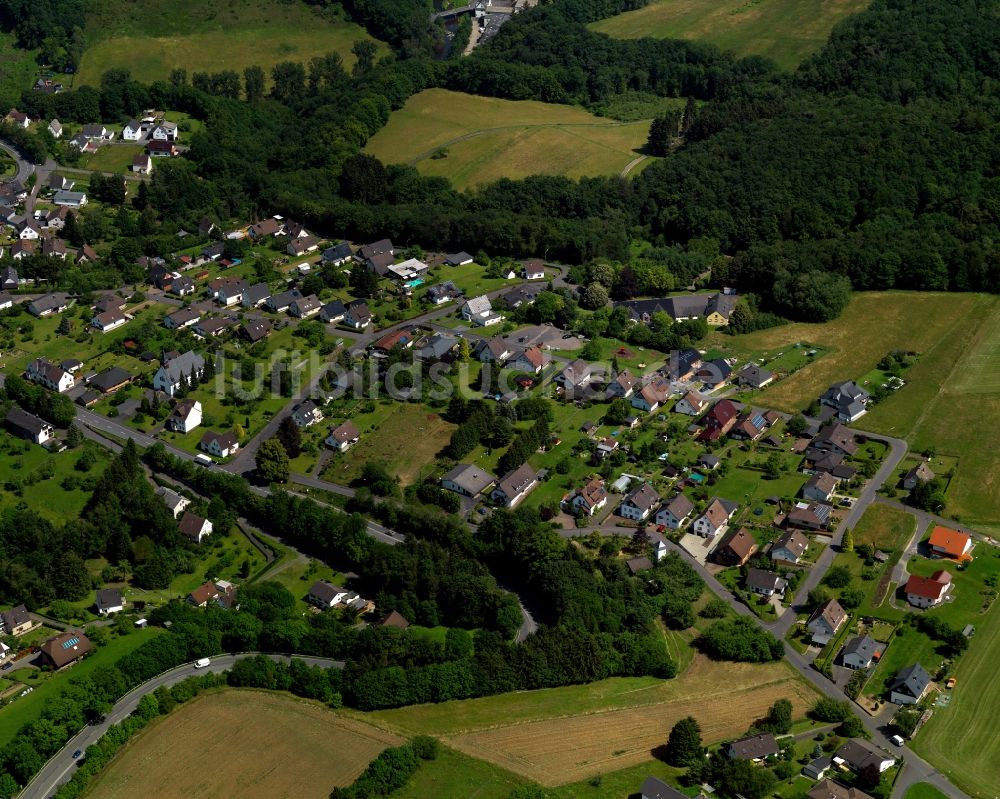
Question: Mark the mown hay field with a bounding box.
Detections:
[90,691,402,799]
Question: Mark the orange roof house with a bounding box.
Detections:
[928,526,972,561]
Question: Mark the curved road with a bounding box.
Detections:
[19,653,344,799]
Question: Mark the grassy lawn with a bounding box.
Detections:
[912,574,1000,799]
[0,627,161,747]
[589,0,872,71]
[321,401,455,487]
[76,0,385,87]
[365,89,652,190]
[859,295,1000,530]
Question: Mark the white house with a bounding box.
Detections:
[654,493,695,530]
[166,399,202,433]
[692,497,738,537]
[618,483,660,521]
[153,350,205,396]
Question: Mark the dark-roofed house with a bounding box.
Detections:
[738,363,774,389]
[809,779,873,799]
[712,527,758,567]
[727,733,779,761]
[491,464,539,508]
[178,511,213,543]
[200,430,239,458]
[745,567,787,597]
[692,497,738,538]
[807,598,847,645]
[821,381,871,422]
[888,663,931,705]
[95,588,124,615]
[770,530,809,564]
[442,464,495,497]
[834,739,895,773]
[842,635,879,670]
[40,631,92,669]
[5,406,54,445]
[655,494,692,532]
[619,483,660,522]
[326,421,361,452]
[639,776,687,799]
[697,399,738,441]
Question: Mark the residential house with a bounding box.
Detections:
[5,406,54,445]
[842,635,879,670]
[239,319,272,343]
[770,530,809,564]
[821,381,871,422]
[607,370,637,398]
[0,605,33,636]
[28,294,68,317]
[727,733,779,761]
[618,483,660,521]
[738,363,774,389]
[565,477,608,516]
[39,632,92,669]
[87,367,132,395]
[321,242,353,266]
[663,348,703,381]
[167,399,202,433]
[320,300,347,323]
[461,295,502,326]
[904,570,952,608]
[95,588,124,615]
[122,119,143,140]
[712,527,758,567]
[267,288,303,313]
[787,501,833,531]
[508,346,544,374]
[639,776,687,799]
[692,497,738,538]
[26,357,75,392]
[631,377,671,413]
[164,308,201,330]
[91,309,128,333]
[289,295,322,318]
[927,526,972,560]
[812,423,858,457]
[697,399,739,441]
[522,258,546,279]
[155,485,191,518]
[326,421,361,452]
[132,153,152,174]
[286,235,319,257]
[834,739,896,773]
[52,190,88,208]
[291,400,324,429]
[441,464,496,497]
[491,464,539,508]
[153,350,205,396]
[697,358,732,390]
[809,780,874,799]
[655,493,695,530]
[344,301,372,329]
[888,663,931,705]
[199,430,239,458]
[745,568,787,597]
[806,598,847,645]
[901,462,935,490]
[803,472,839,503]
[179,512,213,543]
[444,251,473,266]
[477,336,514,364]
[674,390,706,416]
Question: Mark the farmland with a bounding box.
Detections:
[589,0,871,71]
[89,690,402,799]
[364,89,651,190]
[76,0,384,88]
[364,656,819,785]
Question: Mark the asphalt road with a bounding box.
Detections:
[19,653,343,799]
